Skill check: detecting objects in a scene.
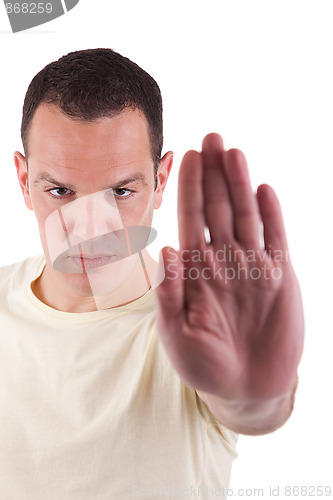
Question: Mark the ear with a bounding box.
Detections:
[154,151,174,209]
[14,151,33,210]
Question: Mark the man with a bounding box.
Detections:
[0,48,304,498]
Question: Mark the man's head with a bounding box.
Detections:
[21,48,163,185]
[14,49,173,309]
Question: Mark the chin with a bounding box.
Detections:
[61,261,133,298]
[62,272,96,296]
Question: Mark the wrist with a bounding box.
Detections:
[197,376,299,435]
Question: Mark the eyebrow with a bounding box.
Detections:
[33,172,149,190]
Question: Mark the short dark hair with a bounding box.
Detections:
[21,48,163,185]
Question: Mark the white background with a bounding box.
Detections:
[0,1,332,498]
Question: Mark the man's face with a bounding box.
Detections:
[15,104,172,297]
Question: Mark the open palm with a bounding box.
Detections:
[155,134,304,407]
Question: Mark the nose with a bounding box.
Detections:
[61,190,123,244]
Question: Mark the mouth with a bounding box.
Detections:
[51,226,157,273]
[69,255,116,270]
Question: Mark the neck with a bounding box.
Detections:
[31,250,159,313]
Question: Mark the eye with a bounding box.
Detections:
[112,188,134,199]
[46,188,73,199]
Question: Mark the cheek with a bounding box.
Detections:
[30,194,51,228]
[30,192,61,250]
[118,193,155,226]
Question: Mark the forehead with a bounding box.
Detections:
[27,104,153,185]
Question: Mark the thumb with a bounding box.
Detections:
[155,246,184,322]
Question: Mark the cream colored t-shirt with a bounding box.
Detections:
[0,255,238,499]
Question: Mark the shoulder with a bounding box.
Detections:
[0,254,45,293]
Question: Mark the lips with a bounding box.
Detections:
[69,253,112,259]
[51,226,157,273]
[69,255,116,270]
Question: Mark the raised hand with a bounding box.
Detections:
[155,133,304,434]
